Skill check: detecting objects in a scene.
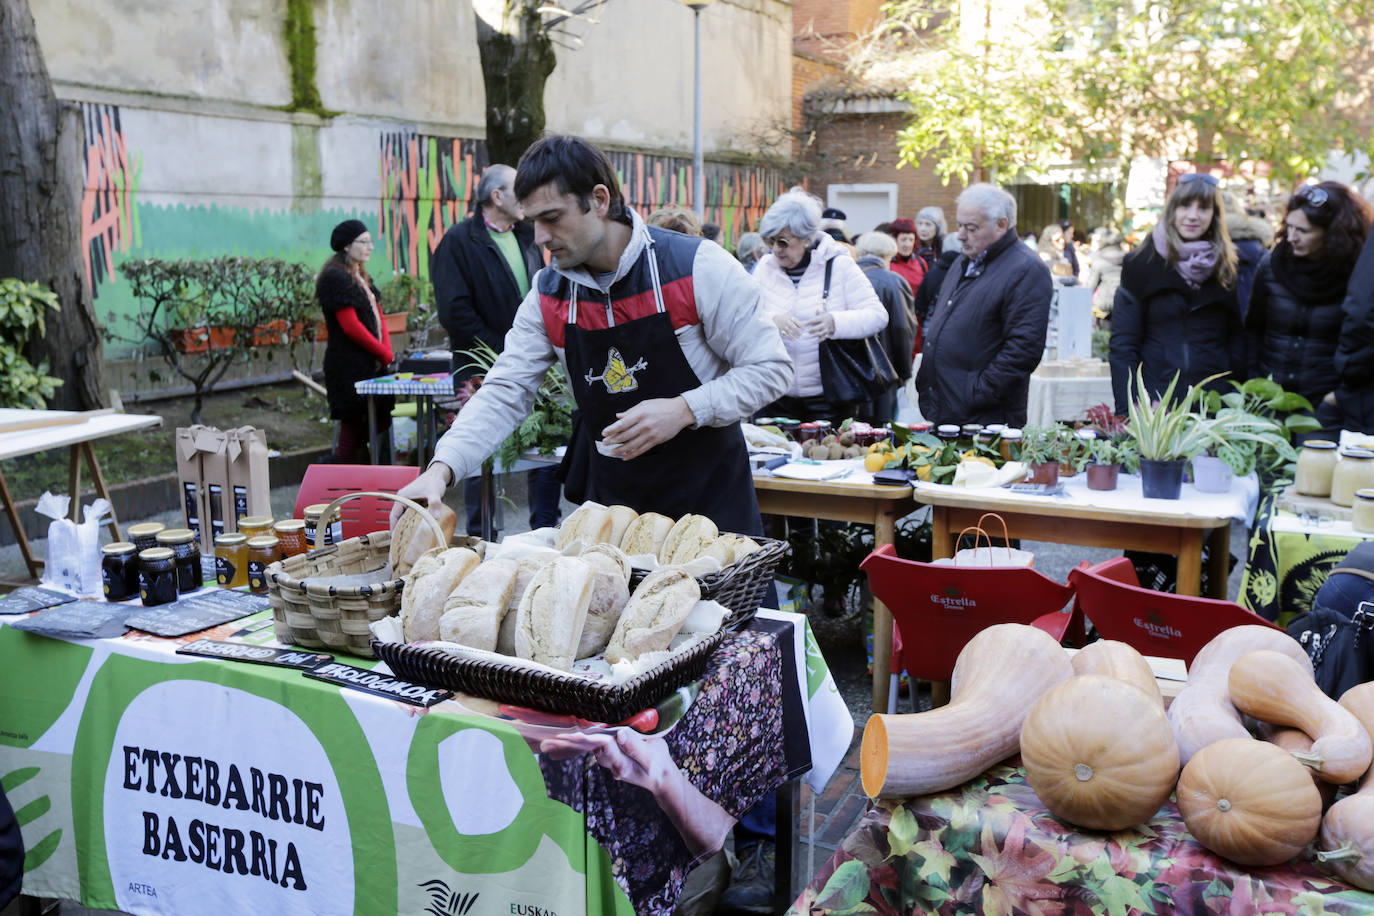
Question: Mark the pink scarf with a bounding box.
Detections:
[1152,220,1217,289]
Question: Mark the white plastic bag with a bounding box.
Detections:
[36,492,111,597]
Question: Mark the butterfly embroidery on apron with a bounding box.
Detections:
[584,347,648,393]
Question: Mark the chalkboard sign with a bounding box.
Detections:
[0,587,79,614]
[124,589,269,638]
[9,601,137,639]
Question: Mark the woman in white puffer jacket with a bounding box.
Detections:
[753,190,888,424]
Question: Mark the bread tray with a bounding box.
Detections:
[629,535,788,628]
[371,622,731,723]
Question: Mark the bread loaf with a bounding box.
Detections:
[555,504,615,550]
[658,514,718,565]
[576,546,632,658]
[699,535,737,567]
[605,566,701,664]
[606,505,639,548]
[400,546,480,641]
[389,502,458,576]
[514,556,595,670]
[619,512,674,556]
[437,558,520,651]
[730,536,762,564]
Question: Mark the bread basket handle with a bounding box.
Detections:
[318,491,446,544]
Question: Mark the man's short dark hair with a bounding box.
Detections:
[514,135,628,222]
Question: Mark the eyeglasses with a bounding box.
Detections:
[767,236,798,249]
[1178,173,1219,187]
[1295,186,1329,208]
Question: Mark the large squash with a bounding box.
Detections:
[861,623,1073,799]
[1021,673,1179,830]
[1176,737,1323,867]
[1070,639,1163,706]
[1317,683,1374,890]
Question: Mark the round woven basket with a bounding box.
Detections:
[267,491,444,657]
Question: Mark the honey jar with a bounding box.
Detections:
[246,536,280,594]
[214,533,249,589]
[273,519,307,559]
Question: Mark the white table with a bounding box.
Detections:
[1025,371,1115,426]
[0,408,162,577]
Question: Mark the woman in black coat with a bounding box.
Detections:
[1109,174,1244,415]
[1246,182,1371,430]
[317,219,394,462]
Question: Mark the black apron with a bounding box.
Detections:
[563,237,762,536]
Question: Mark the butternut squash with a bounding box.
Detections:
[1020,674,1178,830]
[1255,723,1338,808]
[1176,737,1323,867]
[1166,625,1314,766]
[1228,650,1372,784]
[1316,683,1374,891]
[1070,640,1163,706]
[861,623,1073,799]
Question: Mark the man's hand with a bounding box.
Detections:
[601,397,695,460]
[772,313,803,339]
[390,463,452,529]
[802,311,835,340]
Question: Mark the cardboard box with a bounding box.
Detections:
[226,426,271,527]
[176,426,272,551]
[176,427,224,551]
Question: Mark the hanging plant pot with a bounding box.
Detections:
[1140,458,1186,499]
[1027,461,1060,486]
[1191,455,1234,493]
[1085,462,1120,491]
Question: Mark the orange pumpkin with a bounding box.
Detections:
[1070,640,1163,706]
[1021,674,1179,830]
[1176,737,1323,867]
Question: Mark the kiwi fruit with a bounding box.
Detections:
[828,442,846,460]
[807,443,830,460]
[838,431,856,447]
[843,444,863,459]
[821,434,838,446]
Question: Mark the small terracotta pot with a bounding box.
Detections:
[1085,462,1120,491]
[1027,461,1060,486]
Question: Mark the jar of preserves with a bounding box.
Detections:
[138,547,178,607]
[303,504,339,548]
[273,519,307,559]
[214,533,249,588]
[936,424,961,443]
[246,536,280,594]
[156,528,202,594]
[1354,489,1374,534]
[999,428,1023,462]
[101,542,139,601]
[127,522,166,553]
[1295,440,1339,497]
[1331,447,1374,507]
[237,515,275,539]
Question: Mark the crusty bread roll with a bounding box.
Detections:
[446,557,520,610]
[495,606,520,656]
[729,536,762,565]
[658,514,719,565]
[389,502,458,577]
[576,546,632,658]
[699,535,737,567]
[605,566,702,664]
[619,512,674,556]
[514,556,595,670]
[555,504,615,550]
[437,558,520,651]
[400,546,480,641]
[606,505,639,548]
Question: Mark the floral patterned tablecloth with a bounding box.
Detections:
[790,763,1374,915]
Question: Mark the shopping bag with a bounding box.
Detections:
[36,491,111,597]
[930,513,1034,568]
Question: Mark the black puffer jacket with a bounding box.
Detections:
[317,266,390,420]
[1245,250,1344,405]
[1108,241,1244,415]
[1334,233,1374,432]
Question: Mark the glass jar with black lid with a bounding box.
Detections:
[101,542,139,601]
[156,528,202,594]
[138,547,178,607]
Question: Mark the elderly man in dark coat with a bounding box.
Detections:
[915,183,1052,426]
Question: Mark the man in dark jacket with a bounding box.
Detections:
[916,184,1053,425]
[853,231,915,423]
[1333,230,1374,433]
[430,163,560,534]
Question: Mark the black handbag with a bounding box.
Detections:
[816,259,898,403]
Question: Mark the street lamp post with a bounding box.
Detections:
[683,0,714,218]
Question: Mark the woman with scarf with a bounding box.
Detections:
[1246,182,1372,435]
[1108,174,1243,415]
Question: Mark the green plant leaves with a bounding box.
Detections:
[0,278,64,409]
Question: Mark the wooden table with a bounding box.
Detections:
[0,408,162,578]
[753,474,914,713]
[914,482,1233,598]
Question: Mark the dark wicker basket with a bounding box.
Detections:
[628,535,788,627]
[372,624,729,722]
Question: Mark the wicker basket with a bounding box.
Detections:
[267,491,444,657]
[628,535,789,626]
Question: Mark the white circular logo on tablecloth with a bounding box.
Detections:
[438,729,522,835]
[103,681,353,915]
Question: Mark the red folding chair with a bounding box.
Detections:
[861,543,1084,712]
[1068,556,1281,666]
[292,463,421,539]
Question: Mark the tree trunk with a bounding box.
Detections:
[474,2,558,166]
[0,0,109,411]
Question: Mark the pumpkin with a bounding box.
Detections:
[1255,723,1338,808]
[1070,640,1163,706]
[1316,683,1374,890]
[1176,737,1323,867]
[861,623,1073,799]
[1167,625,1314,766]
[1228,650,1372,784]
[1020,674,1178,830]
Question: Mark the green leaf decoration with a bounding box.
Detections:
[887,802,919,857]
[815,859,872,910]
[23,829,61,873]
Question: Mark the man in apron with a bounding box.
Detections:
[395,134,792,536]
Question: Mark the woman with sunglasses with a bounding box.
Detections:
[1246,182,1372,433]
[1109,173,1243,415]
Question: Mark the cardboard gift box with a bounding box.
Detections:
[176,426,271,550]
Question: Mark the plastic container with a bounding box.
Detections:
[101,542,139,601]
[1295,440,1339,497]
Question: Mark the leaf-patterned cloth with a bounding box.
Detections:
[790,764,1374,915]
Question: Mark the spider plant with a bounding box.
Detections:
[1125,368,1218,461]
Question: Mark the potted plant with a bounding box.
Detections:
[1085,437,1124,491]
[1196,378,1314,486]
[1059,426,1094,478]
[1125,368,1219,499]
[1019,425,1061,486]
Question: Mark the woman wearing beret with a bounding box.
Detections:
[317,219,394,462]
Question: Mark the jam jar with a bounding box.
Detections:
[101,542,139,601]
[1331,447,1374,507]
[303,504,338,548]
[237,515,275,539]
[273,519,307,559]
[138,547,178,607]
[127,522,166,553]
[999,428,1023,462]
[1294,440,1339,497]
[246,536,280,594]
[156,528,202,594]
[214,533,249,588]
[1354,489,1374,534]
